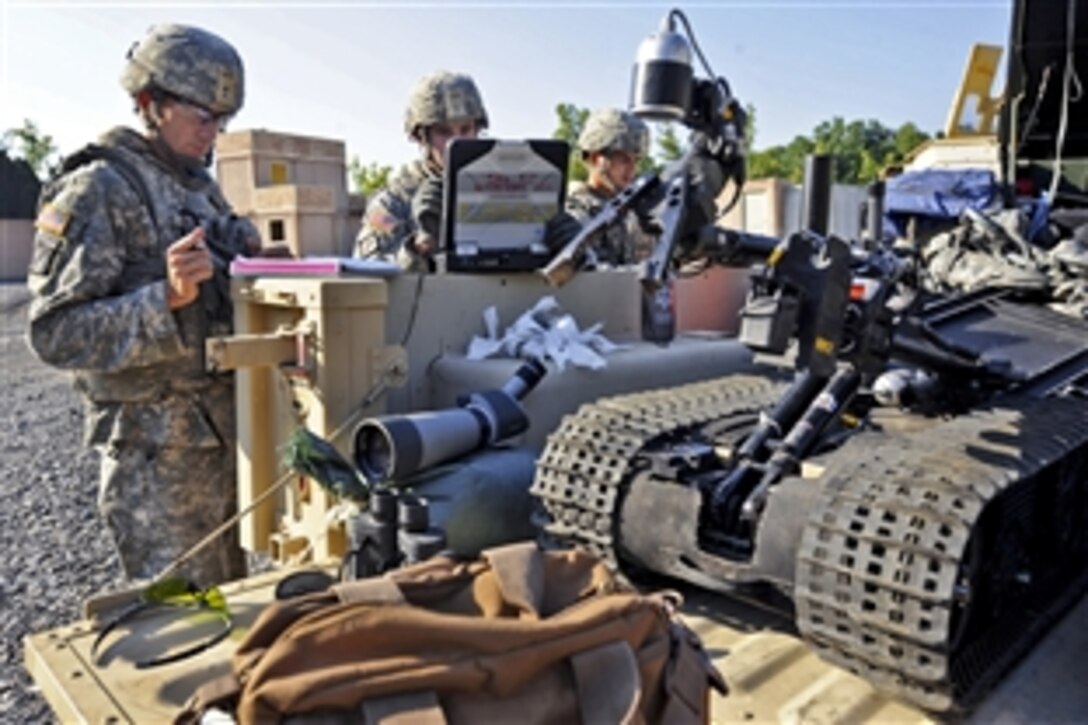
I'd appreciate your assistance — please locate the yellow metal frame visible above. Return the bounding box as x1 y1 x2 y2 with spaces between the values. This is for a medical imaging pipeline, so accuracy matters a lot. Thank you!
944 43 1004 138
229 277 399 563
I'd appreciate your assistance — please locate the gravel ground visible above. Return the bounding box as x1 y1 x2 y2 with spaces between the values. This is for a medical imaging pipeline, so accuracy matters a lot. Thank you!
0 283 125 722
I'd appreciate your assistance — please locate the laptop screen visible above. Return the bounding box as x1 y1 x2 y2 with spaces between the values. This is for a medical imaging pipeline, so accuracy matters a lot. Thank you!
442 139 569 272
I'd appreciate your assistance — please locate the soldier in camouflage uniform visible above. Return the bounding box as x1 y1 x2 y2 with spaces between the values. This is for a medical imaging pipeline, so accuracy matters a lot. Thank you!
566 108 656 266
26 24 258 585
354 71 489 272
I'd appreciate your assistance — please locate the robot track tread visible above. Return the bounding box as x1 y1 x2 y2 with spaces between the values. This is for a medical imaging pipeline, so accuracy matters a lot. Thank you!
532 375 1088 713
794 393 1088 711
532 373 786 567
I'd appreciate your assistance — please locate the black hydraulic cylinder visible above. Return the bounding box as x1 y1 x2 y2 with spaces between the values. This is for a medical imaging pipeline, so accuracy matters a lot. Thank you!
710 369 827 526
741 365 861 521
706 227 782 267
801 154 833 236
735 370 826 461
865 180 885 246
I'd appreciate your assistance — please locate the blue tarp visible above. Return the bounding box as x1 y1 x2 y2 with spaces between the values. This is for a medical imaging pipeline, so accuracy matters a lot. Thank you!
882 168 998 238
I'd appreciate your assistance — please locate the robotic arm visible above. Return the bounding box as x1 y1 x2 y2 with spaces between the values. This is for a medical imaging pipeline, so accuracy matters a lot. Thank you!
540 9 1024 541
541 8 748 291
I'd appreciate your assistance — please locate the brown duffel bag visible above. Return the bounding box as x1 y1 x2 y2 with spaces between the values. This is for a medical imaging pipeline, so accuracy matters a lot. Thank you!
178 542 724 724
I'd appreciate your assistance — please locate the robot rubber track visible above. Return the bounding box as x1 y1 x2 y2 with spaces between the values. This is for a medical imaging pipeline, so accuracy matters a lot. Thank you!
532 375 1088 712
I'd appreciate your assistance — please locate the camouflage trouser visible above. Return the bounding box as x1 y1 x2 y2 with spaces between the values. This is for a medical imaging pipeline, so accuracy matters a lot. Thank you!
98 442 247 586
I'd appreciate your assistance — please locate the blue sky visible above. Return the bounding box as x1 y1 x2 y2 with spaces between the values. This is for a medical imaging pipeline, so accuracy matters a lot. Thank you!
2 1 1012 172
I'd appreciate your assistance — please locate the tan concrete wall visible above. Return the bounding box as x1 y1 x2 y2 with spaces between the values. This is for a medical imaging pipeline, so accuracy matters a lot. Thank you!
250 210 338 258
217 129 347 215
717 178 790 236
252 185 335 213
905 136 1000 174
345 193 367 253
718 177 866 240
0 219 34 281
248 186 339 256
216 128 357 254
298 215 339 257
217 129 344 161
294 160 347 205
216 156 256 215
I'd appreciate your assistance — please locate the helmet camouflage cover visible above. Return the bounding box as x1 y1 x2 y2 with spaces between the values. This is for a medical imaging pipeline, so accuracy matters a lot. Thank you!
578 108 649 156
404 71 489 138
120 23 245 116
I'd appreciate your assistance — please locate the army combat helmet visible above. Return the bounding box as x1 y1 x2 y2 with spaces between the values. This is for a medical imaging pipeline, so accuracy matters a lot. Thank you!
404 71 489 140
120 24 245 117
578 108 650 157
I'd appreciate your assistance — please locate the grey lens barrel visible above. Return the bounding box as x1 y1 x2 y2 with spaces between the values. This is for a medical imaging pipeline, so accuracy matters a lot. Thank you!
354 409 486 482
500 357 546 399
353 359 548 482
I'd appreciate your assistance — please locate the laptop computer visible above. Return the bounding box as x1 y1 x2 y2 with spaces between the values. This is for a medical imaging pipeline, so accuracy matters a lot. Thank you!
441 138 570 272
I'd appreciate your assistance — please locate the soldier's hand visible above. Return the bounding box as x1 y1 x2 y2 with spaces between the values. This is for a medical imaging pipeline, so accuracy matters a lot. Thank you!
408 233 437 257
410 177 444 248
166 228 213 310
543 211 583 252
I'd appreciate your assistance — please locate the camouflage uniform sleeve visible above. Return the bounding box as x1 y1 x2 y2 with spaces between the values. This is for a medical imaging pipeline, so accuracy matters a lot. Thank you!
564 187 616 266
564 189 595 225
238 216 261 247
237 215 262 255
623 214 657 263
355 189 417 268
26 166 187 372
208 182 261 255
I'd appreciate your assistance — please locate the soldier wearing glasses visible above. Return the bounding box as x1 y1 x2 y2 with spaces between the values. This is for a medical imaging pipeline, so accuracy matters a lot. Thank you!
26 24 260 585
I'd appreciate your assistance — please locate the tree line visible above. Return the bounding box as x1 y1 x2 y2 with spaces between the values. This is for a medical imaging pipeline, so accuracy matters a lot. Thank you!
2 120 59 178
552 102 933 186
6 108 934 194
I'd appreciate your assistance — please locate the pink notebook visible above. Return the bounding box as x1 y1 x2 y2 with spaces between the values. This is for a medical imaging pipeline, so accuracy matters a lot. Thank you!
230 257 401 278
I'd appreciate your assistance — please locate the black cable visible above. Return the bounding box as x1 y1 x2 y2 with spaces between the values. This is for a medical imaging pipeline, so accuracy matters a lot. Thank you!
91 583 234 669
716 181 744 221
1048 0 1082 201
399 270 426 347
671 10 718 92
1017 64 1055 155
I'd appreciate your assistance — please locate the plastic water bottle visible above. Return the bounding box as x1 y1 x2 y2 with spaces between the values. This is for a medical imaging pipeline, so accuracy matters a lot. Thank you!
641 281 676 344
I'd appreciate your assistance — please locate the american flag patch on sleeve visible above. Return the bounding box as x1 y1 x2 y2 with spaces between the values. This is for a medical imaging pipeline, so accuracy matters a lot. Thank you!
35 203 71 237
366 207 398 235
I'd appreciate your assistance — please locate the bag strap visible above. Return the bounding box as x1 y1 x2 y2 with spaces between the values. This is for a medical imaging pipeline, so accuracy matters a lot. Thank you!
361 690 446 724
570 640 643 725
659 621 727 725
174 671 242 725
358 641 644 725
480 541 544 618
336 543 545 613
